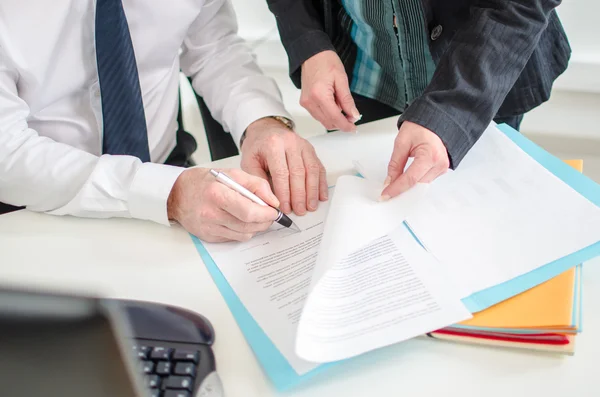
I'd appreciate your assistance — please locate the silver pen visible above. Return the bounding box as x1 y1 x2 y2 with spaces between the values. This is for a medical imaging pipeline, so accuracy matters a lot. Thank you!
209 169 300 231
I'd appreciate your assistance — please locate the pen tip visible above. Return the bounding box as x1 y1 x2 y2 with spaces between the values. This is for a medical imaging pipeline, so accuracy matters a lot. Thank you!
290 222 301 232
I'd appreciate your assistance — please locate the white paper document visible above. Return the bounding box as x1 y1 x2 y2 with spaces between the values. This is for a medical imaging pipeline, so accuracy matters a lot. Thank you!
355 123 600 300
296 226 471 362
308 176 429 290
202 177 471 374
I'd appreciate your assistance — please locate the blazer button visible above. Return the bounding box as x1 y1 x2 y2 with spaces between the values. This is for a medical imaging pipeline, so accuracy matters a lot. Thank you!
430 25 443 41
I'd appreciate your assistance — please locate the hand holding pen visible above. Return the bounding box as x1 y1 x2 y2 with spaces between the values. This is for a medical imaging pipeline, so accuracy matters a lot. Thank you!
167 168 297 243
210 169 300 231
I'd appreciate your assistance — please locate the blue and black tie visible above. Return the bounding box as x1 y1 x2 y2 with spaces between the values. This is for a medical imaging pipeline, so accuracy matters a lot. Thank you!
95 0 151 162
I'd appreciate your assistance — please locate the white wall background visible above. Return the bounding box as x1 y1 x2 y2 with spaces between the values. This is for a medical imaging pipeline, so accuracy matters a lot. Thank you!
228 0 600 144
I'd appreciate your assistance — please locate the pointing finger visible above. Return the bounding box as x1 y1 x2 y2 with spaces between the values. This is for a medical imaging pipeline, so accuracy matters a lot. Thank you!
385 133 411 188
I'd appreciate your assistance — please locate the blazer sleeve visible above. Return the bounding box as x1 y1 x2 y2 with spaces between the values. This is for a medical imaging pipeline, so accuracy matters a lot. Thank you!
266 0 335 87
399 0 562 168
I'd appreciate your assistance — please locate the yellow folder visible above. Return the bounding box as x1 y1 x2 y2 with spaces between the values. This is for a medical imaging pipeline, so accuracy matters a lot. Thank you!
457 160 583 331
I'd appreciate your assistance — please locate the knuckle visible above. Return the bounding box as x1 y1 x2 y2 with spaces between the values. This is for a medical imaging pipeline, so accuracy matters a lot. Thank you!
205 182 221 200
430 150 449 169
289 165 306 177
441 154 450 169
394 136 408 148
292 189 306 199
201 224 216 237
339 92 353 104
197 207 215 221
435 160 449 173
306 161 321 173
258 178 271 191
272 167 290 180
388 159 402 172
299 95 310 108
266 133 282 146
239 159 250 171
309 86 322 99
405 174 419 187
281 131 298 144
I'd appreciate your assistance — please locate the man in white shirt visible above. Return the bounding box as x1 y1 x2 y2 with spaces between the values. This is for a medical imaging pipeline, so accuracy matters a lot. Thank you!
0 0 328 242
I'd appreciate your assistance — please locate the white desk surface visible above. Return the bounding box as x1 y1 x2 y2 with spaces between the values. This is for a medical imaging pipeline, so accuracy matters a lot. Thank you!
1 117 598 397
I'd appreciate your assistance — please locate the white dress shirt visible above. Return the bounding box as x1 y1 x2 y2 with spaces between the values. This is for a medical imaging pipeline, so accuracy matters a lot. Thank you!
0 0 291 225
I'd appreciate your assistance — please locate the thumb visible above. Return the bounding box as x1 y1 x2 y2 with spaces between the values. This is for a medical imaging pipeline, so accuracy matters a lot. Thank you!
334 75 360 122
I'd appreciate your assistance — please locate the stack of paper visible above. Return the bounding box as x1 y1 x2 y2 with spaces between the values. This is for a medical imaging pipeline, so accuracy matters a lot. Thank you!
428 160 585 354
191 125 600 391
430 265 581 354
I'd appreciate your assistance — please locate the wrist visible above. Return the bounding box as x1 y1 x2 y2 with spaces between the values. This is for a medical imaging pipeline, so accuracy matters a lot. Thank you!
167 172 185 222
302 50 338 71
241 116 294 148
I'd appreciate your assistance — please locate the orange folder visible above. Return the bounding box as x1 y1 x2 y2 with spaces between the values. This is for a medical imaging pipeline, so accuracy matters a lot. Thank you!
457 160 582 331
427 160 584 354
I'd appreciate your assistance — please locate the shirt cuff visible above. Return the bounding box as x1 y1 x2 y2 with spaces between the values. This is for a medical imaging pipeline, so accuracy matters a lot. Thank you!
129 162 185 226
230 97 293 149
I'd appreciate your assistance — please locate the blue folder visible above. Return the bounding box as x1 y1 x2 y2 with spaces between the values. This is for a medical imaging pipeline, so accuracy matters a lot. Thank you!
191 124 600 391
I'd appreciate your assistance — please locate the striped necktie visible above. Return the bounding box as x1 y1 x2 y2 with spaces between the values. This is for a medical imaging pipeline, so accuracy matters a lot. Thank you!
95 0 151 162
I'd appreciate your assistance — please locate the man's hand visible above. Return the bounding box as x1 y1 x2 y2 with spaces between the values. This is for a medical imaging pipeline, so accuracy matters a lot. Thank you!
300 50 360 132
167 168 279 243
240 117 328 216
381 121 450 200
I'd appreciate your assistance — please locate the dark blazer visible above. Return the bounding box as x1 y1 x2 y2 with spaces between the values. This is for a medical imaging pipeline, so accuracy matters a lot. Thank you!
266 0 571 167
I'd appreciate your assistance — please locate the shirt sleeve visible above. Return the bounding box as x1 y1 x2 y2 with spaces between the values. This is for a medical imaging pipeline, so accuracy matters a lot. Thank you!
180 0 293 148
399 0 562 168
266 0 336 87
0 46 184 225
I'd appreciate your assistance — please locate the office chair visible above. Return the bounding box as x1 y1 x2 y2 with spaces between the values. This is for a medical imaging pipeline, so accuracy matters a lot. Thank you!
182 77 239 162
0 203 20 215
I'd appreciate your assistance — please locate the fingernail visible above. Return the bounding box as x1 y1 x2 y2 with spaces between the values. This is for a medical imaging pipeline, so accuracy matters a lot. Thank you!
282 203 291 214
309 199 318 210
383 176 391 188
352 112 361 122
379 194 391 202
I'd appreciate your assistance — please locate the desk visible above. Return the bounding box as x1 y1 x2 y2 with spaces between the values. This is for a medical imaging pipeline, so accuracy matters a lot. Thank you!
0 117 598 397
